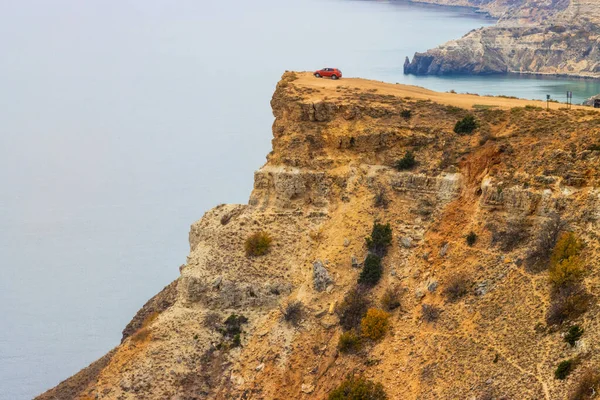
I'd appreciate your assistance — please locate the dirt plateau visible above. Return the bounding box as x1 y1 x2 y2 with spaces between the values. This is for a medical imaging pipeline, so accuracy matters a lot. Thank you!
38 72 600 399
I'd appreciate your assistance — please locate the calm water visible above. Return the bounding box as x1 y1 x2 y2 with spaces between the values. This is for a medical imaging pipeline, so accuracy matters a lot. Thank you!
1 1 599 399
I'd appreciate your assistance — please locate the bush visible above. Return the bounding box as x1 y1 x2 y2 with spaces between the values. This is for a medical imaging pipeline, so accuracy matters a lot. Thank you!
223 314 248 338
395 151 416 170
551 232 583 266
244 232 272 256
489 216 529 251
360 308 390 341
328 375 387 400
549 256 584 290
565 325 584 347
401 109 412 119
337 287 370 331
338 331 362 353
365 222 393 257
374 187 389 208
454 115 478 134
280 301 302 325
422 304 441 322
466 231 477 247
569 368 600 400
443 274 470 302
525 213 563 272
546 284 590 326
359 254 383 286
556 360 574 380
381 288 401 311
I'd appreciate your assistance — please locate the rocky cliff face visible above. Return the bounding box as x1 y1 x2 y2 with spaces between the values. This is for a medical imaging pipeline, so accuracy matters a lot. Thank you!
405 0 600 77
38 72 600 399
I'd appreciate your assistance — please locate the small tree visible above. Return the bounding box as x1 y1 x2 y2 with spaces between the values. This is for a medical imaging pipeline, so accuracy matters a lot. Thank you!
361 308 390 341
454 115 478 134
359 254 383 286
366 222 393 257
244 232 272 256
395 151 416 170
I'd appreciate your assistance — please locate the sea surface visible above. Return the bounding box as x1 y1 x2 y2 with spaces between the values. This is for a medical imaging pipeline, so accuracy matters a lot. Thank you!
1 0 599 399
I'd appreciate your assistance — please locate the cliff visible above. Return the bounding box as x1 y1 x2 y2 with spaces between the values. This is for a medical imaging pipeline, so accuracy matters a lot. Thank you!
405 0 600 77
38 72 600 400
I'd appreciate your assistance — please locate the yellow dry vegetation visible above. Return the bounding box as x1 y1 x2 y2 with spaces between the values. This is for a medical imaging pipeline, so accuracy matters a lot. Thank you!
360 308 390 341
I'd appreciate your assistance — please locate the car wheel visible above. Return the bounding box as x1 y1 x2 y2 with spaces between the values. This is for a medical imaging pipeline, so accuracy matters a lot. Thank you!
314 73 321 78
331 74 338 80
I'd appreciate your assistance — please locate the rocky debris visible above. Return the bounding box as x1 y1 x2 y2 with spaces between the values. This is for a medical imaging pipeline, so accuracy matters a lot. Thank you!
313 261 333 292
351 255 360 268
400 236 413 248
301 383 315 394
427 280 438 293
439 243 449 257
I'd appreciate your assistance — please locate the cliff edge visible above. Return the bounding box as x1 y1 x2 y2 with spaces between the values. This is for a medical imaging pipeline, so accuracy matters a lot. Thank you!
38 72 600 399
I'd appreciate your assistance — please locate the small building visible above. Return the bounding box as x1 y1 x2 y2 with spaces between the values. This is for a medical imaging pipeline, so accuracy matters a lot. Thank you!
595 99 600 108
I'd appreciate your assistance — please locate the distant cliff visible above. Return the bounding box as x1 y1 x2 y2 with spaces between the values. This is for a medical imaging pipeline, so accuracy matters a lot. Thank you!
405 0 600 78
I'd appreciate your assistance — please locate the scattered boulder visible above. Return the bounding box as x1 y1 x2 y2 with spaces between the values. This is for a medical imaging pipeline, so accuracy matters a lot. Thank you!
313 261 333 292
400 236 413 248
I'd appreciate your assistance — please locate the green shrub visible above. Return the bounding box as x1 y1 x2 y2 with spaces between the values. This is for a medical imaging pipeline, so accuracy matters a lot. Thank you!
395 151 416 170
328 375 387 400
244 231 272 256
454 115 478 134
361 308 390 341
381 288 401 311
401 109 412 119
466 231 477 246
338 331 362 353
565 325 584 347
337 287 370 331
365 222 393 257
588 144 600 152
359 254 383 286
555 360 574 380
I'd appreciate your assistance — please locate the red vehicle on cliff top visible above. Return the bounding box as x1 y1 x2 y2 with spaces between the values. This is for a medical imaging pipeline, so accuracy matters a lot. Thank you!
314 68 342 80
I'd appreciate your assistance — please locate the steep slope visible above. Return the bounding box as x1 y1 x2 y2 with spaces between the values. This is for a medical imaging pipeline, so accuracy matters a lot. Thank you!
405 0 600 78
38 72 600 400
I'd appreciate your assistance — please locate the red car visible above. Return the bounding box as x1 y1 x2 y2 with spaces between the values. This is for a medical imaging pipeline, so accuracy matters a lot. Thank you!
314 68 342 80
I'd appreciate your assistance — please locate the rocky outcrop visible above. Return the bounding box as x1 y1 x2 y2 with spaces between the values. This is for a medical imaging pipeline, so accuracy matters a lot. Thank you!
37 73 600 400
405 0 600 78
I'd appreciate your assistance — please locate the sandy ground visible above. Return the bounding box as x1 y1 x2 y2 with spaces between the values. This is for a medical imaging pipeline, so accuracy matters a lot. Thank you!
293 72 597 112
